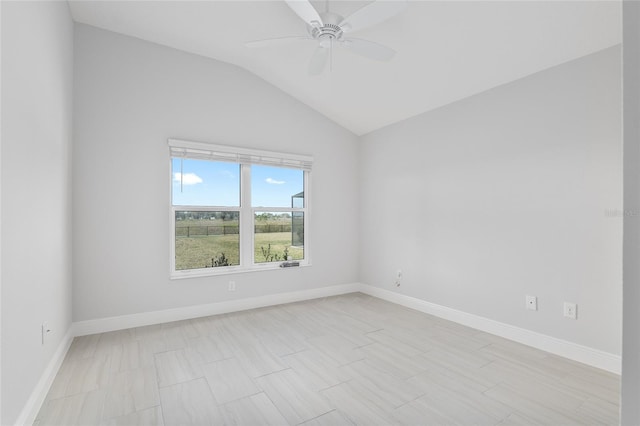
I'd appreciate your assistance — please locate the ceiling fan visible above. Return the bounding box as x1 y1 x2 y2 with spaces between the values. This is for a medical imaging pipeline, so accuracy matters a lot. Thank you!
246 0 407 75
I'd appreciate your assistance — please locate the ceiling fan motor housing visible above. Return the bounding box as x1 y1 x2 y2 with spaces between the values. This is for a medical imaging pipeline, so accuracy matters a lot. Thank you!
307 12 345 47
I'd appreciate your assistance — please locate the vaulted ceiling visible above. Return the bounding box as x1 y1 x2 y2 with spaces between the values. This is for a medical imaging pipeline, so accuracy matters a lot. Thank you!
68 0 621 135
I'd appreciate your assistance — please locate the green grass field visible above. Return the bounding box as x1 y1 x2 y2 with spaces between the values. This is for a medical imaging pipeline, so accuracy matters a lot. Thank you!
175 214 303 270
175 232 303 270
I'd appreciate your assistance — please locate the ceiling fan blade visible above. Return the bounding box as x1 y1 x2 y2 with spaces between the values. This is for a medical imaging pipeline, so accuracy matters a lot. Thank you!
308 46 329 75
245 36 313 48
341 37 396 61
285 0 323 26
339 0 407 33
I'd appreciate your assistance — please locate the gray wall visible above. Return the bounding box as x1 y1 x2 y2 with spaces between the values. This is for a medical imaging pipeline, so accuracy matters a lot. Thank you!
359 46 622 355
2 9 626 421
622 1 640 423
72 25 360 322
1 2 74 424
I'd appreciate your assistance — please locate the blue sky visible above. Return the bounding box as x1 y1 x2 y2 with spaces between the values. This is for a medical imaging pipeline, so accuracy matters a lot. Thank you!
172 158 303 207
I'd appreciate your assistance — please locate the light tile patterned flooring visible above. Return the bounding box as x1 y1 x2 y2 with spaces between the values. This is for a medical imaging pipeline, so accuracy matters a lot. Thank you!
35 293 620 425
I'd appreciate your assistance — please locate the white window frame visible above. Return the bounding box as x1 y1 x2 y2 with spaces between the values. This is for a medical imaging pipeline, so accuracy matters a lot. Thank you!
169 138 312 279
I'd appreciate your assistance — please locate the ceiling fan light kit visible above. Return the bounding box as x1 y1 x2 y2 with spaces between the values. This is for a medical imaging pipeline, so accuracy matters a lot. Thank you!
246 0 407 75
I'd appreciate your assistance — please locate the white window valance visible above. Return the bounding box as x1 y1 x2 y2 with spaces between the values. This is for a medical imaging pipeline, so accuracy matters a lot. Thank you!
168 138 313 171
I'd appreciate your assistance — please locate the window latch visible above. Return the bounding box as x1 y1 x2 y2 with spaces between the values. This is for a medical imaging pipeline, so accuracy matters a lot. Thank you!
279 261 300 268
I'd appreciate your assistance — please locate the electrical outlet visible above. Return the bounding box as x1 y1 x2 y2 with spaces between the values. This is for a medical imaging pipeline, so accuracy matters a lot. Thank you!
564 302 577 319
526 295 537 311
228 281 236 292
41 322 51 345
395 269 402 287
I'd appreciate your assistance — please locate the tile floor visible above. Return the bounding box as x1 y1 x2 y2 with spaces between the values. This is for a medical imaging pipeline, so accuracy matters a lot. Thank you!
34 293 620 425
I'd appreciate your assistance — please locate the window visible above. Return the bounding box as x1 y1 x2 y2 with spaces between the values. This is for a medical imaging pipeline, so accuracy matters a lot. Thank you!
169 139 312 278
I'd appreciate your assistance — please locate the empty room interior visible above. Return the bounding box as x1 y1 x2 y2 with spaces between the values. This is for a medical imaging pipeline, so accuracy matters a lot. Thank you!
2 0 640 425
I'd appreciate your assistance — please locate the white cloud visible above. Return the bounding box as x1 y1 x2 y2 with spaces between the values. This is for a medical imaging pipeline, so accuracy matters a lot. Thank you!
174 172 203 185
266 177 285 185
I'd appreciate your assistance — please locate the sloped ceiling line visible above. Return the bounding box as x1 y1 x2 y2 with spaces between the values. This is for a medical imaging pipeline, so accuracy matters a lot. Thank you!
68 0 621 135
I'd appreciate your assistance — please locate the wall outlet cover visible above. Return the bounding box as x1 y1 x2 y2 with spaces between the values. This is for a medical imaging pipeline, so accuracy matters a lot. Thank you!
526 295 537 311
564 302 577 319
41 322 51 345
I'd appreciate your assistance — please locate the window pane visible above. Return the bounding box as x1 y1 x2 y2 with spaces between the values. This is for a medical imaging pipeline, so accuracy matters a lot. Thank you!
251 165 303 208
175 211 239 270
254 212 304 263
172 158 239 207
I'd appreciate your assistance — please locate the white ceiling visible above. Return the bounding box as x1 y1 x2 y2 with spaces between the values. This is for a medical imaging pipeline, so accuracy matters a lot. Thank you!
68 0 621 135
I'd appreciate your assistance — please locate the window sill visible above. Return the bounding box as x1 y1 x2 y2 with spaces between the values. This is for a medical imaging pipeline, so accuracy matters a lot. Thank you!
170 261 312 280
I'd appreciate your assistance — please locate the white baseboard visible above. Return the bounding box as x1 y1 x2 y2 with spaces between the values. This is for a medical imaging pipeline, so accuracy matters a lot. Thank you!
14 326 74 426
72 282 621 373
19 282 620 426
16 283 360 425
17 281 621 426
360 285 621 374
73 282 362 336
